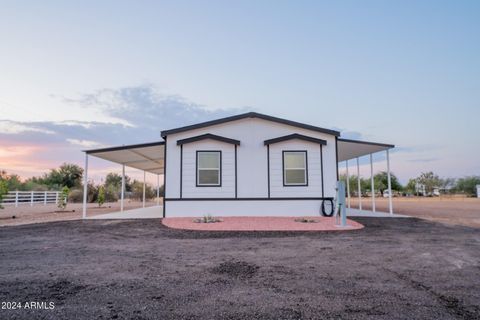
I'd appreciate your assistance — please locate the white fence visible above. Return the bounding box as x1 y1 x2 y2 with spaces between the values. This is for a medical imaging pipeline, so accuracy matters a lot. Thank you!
1 191 62 207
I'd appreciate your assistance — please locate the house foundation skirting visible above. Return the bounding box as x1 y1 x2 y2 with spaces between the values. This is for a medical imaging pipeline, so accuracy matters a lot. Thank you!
164 199 332 217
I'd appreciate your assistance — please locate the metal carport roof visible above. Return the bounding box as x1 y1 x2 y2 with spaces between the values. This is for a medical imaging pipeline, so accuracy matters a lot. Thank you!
84 141 165 175
337 138 394 162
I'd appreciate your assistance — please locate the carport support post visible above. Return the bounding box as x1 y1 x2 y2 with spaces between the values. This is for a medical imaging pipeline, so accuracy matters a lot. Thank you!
370 153 376 213
121 164 125 212
82 153 88 219
142 170 146 208
156 174 160 206
386 149 393 214
346 160 351 208
357 157 362 210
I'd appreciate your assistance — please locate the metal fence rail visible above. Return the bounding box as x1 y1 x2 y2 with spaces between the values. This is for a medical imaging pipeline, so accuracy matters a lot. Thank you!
1 191 62 207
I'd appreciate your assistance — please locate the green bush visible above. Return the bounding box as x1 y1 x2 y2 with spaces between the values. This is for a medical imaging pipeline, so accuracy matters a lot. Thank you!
0 180 8 209
58 186 69 211
97 186 105 207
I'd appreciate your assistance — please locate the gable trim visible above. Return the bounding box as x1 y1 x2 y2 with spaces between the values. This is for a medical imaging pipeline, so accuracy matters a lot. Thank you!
162 112 340 137
176 133 240 146
264 133 327 146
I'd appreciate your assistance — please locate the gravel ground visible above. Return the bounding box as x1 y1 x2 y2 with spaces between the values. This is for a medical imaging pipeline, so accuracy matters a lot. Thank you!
0 217 479 320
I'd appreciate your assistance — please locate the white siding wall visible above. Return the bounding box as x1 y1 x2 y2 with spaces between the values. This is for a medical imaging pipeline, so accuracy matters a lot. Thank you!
164 117 338 216
269 140 323 198
181 140 235 198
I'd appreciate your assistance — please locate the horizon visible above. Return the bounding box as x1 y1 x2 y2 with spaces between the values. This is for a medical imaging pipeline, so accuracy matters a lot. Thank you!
1 1 479 185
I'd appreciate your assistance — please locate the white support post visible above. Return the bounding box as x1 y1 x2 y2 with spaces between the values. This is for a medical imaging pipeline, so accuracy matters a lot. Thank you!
44 191 47 205
370 153 376 213
143 171 146 208
346 160 351 209
82 153 89 219
121 165 125 212
30 191 34 206
156 174 160 206
15 191 19 207
55 192 59 205
357 157 362 211
386 149 393 214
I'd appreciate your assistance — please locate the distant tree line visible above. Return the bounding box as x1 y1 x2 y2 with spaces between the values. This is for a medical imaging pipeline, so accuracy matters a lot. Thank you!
0 164 478 208
338 171 480 197
0 163 164 207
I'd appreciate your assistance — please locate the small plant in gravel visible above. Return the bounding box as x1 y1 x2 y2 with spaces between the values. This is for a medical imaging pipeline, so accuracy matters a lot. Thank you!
193 214 222 223
294 217 318 223
58 186 69 211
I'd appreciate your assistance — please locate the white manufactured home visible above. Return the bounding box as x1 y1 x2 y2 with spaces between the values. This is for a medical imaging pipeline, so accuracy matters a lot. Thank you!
83 112 395 218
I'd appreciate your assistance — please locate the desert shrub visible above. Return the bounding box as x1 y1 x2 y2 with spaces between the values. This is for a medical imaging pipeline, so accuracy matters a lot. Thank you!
455 176 480 196
193 214 222 223
131 180 156 200
67 184 98 203
294 218 318 223
23 181 50 191
58 186 69 210
97 186 105 207
0 180 8 209
105 184 118 202
68 188 83 203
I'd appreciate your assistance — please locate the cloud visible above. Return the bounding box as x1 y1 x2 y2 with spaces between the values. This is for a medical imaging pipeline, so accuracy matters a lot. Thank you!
407 158 439 163
0 120 55 135
1 84 250 178
66 139 105 148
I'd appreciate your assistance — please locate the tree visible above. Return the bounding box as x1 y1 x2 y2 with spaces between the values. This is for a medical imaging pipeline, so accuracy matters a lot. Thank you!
105 173 132 194
131 180 155 201
0 180 8 209
56 163 84 188
374 171 402 195
97 185 105 207
455 176 480 196
416 172 442 195
23 163 83 190
58 186 70 211
404 179 417 194
339 174 361 196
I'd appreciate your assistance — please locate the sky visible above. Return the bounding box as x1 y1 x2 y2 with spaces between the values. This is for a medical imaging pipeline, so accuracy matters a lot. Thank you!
0 0 479 185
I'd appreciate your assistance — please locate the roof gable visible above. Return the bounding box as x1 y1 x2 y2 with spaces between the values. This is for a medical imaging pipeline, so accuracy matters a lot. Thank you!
264 133 327 146
161 112 340 137
176 133 240 146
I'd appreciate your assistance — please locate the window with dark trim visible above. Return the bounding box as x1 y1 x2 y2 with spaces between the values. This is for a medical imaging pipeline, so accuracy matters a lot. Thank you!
283 151 308 186
196 151 221 186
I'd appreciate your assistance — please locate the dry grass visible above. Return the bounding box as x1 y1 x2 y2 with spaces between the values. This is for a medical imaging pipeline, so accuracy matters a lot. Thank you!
350 196 480 228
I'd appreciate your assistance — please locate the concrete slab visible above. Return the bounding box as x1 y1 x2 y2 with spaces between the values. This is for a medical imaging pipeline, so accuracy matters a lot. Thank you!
347 208 410 218
87 206 163 219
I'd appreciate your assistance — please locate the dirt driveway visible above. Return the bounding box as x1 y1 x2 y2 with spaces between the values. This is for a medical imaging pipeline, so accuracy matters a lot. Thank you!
0 218 479 319
0 201 158 227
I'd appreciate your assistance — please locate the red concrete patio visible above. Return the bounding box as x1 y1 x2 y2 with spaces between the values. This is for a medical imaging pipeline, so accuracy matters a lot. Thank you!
162 216 364 231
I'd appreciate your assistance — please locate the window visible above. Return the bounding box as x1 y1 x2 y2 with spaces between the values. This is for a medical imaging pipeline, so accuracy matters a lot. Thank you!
283 151 307 186
197 151 221 186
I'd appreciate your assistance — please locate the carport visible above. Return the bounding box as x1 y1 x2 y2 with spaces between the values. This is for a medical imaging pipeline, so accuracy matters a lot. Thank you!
82 141 165 219
337 138 395 214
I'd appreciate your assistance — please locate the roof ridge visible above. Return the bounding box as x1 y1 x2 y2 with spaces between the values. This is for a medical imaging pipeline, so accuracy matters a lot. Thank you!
161 112 340 137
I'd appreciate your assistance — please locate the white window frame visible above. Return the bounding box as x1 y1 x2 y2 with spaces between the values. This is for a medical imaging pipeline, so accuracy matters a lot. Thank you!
196 151 221 187
283 151 308 186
